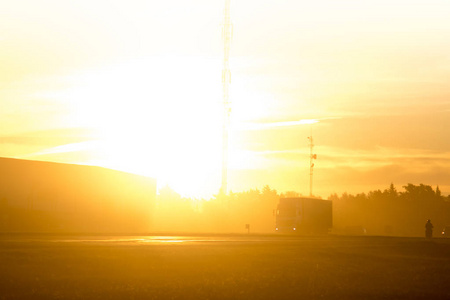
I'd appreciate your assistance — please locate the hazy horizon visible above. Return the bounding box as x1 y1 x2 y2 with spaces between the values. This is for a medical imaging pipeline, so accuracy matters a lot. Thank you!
1 0 449 198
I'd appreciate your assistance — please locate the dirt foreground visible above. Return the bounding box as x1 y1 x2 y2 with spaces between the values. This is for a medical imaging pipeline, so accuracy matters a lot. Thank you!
1 234 450 299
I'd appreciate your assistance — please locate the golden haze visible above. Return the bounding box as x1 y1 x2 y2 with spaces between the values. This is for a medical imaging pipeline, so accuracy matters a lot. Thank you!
1 0 449 198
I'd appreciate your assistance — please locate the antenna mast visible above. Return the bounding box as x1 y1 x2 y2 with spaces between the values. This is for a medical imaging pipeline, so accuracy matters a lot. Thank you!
220 0 232 195
308 129 317 197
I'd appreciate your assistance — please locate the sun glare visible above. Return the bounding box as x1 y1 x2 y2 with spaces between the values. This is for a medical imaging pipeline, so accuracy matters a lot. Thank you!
60 56 230 197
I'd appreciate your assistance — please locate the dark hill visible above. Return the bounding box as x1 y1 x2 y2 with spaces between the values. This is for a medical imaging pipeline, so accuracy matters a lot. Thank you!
0 157 156 233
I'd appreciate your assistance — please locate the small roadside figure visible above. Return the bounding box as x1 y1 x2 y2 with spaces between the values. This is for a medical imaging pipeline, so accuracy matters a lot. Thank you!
425 219 433 239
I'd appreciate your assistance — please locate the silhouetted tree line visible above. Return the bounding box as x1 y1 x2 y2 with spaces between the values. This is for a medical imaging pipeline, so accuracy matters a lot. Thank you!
154 183 449 236
330 183 450 237
3 177 447 236
153 185 302 233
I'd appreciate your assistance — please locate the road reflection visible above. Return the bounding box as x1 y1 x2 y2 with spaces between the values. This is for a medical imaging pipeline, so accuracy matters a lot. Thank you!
1 234 287 244
51 235 234 244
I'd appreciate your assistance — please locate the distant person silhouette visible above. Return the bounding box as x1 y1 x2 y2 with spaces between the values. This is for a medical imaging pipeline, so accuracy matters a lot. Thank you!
425 219 433 239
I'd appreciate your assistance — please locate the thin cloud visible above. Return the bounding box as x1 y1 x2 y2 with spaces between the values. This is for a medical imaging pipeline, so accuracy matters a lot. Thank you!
234 117 343 131
0 128 95 147
236 119 318 131
23 141 99 158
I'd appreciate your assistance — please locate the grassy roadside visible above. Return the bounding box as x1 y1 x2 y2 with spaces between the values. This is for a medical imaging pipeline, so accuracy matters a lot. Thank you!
1 235 449 299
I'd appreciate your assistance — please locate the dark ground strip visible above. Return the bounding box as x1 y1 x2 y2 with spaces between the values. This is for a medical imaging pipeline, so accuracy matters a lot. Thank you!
1 235 450 299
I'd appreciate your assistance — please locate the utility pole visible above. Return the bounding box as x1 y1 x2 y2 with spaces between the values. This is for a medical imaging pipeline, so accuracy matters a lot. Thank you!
220 0 232 195
308 128 317 197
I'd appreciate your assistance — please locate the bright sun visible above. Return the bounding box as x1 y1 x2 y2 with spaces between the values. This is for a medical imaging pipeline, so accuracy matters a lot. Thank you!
64 56 228 197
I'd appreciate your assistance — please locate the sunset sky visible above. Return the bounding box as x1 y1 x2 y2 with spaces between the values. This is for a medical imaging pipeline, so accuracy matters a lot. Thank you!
1 0 449 198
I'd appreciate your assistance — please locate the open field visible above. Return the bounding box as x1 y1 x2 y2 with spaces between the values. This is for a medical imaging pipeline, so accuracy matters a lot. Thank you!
1 234 450 299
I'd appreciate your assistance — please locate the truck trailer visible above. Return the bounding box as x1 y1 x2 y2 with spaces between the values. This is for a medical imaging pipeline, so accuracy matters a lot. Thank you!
275 197 332 234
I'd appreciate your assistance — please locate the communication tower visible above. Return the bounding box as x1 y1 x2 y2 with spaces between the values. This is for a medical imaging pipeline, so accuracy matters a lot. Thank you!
220 0 232 195
308 131 317 197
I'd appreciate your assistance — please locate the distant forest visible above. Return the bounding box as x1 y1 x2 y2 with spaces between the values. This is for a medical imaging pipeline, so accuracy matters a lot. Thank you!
154 183 450 236
153 185 281 233
330 183 450 237
2 158 447 236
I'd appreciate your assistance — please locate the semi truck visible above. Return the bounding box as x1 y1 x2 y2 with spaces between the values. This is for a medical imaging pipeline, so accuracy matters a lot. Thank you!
275 197 332 234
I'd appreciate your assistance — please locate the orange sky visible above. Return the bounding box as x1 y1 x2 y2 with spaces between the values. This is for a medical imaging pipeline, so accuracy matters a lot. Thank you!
1 0 449 198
